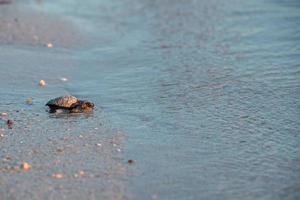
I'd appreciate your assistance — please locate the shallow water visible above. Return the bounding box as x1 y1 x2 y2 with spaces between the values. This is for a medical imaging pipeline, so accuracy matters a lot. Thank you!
0 0 300 199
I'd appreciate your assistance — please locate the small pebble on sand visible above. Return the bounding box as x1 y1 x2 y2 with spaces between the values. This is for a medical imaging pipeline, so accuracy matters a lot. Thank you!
60 77 68 82
26 98 33 105
39 80 46 87
7 119 13 129
21 162 32 171
79 171 85 176
128 159 134 164
56 148 64 154
75 171 85 178
1 112 8 117
46 43 53 48
4 156 12 161
52 173 64 179
0 129 4 135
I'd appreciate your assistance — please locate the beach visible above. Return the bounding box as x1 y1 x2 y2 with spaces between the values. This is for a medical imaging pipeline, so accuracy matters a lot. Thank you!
0 0 299 199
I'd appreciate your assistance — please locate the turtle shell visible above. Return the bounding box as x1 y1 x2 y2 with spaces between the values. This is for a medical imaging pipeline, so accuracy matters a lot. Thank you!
46 96 79 109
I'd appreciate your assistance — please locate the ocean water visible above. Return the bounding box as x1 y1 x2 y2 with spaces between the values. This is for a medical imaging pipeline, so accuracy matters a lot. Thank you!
1 0 300 199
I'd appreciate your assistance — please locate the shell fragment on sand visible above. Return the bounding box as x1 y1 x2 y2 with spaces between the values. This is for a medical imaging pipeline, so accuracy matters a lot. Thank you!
20 162 32 171
46 43 53 48
39 80 46 87
52 173 64 179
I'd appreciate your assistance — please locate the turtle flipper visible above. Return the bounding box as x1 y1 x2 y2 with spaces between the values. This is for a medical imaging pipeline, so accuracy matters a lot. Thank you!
70 100 82 109
49 108 56 113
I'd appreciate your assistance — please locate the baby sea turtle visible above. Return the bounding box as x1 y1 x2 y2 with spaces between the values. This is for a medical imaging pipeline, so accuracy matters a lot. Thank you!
46 96 94 113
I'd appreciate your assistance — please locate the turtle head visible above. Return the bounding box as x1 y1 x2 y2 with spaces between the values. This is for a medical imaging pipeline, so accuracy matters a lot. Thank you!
79 101 94 112
70 100 94 113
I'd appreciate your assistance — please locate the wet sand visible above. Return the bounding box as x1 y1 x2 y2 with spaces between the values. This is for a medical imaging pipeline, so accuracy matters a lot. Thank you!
0 113 128 199
0 1 129 200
